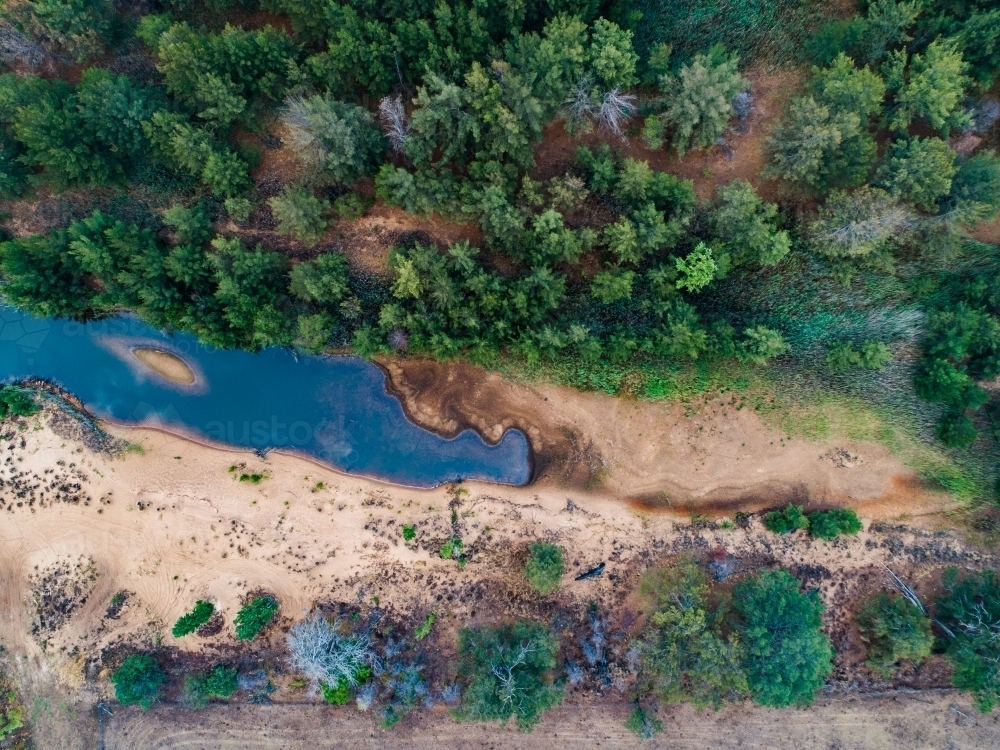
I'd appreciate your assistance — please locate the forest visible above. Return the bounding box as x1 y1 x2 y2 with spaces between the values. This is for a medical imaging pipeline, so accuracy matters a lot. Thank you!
0 3 999 472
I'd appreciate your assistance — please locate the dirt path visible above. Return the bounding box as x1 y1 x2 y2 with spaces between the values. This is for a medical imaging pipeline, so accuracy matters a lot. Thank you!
102 692 997 750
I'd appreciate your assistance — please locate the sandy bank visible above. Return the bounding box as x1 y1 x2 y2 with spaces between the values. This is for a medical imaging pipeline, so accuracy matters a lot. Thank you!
132 348 196 385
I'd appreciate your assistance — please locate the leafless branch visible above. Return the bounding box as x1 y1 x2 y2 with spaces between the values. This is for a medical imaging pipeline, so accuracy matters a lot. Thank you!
379 95 410 153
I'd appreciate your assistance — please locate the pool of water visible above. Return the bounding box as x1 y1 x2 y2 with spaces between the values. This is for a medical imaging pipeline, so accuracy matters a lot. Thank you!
0 306 531 488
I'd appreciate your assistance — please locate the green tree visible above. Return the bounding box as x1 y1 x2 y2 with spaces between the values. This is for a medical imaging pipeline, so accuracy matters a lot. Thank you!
738 326 789 364
945 151 1000 224
638 561 748 708
144 111 250 197
2 0 112 61
269 184 330 247
766 96 875 191
111 654 165 709
172 601 215 638
888 38 971 134
826 340 893 371
289 253 349 305
455 620 562 731
523 543 563 595
283 96 386 186
856 591 932 678
234 596 279 641
875 137 958 211
0 386 39 419
732 570 834 708
163 203 214 247
810 53 886 122
708 179 790 267
937 568 1000 711
809 187 911 259
674 243 716 293
660 46 747 157
591 269 635 303
504 14 588 115
588 18 638 90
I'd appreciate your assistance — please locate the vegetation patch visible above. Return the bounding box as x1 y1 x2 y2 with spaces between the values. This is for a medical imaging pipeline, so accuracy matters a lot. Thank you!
524 542 564 595
172 600 215 638
234 596 279 641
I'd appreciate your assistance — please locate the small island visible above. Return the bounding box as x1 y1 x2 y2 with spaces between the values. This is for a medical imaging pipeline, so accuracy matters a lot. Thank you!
132 348 196 385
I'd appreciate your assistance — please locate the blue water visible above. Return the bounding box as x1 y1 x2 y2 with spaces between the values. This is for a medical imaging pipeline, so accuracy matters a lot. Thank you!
0 306 530 488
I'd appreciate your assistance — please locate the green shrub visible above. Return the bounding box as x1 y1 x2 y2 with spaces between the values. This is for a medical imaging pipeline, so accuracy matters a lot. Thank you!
732 570 833 708
440 538 463 560
234 596 279 641
855 591 932 678
937 568 1000 711
172 600 215 638
269 184 330 247
111 654 165 709
402 524 417 542
624 705 663 738
320 679 350 705
807 508 862 541
183 665 238 708
415 612 436 640
523 543 564 595
937 411 978 450
763 504 809 534
455 620 562 731
0 386 39 419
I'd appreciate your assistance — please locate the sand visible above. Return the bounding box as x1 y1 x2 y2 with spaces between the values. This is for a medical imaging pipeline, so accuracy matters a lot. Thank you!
131 349 196 385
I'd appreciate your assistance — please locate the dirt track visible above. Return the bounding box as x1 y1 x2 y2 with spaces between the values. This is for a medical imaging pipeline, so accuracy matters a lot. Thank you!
102 692 999 749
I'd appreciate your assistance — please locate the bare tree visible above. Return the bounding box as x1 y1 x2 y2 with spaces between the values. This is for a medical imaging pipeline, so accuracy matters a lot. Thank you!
286 615 382 691
379 95 410 153
561 77 598 136
596 89 636 141
0 23 51 71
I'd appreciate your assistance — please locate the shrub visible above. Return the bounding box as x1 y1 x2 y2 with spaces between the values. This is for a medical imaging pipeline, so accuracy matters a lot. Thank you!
807 508 862 541
402 524 417 542
524 543 564 595
0 386 39 419
414 612 436 641
183 665 238 708
234 596 278 641
826 340 893 371
624 705 663 738
440 538 463 560
172 600 215 638
455 620 562 731
936 568 1000 711
111 653 165 709
937 411 978 450
856 591 932 678
732 570 834 707
763 504 809 534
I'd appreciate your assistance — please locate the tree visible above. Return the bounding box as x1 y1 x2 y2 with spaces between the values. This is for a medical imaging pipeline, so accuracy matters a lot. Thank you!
591 269 634 303
856 591 933 678
282 96 386 186
861 0 921 62
269 184 330 247
287 615 380 695
810 53 886 122
173 600 215 638
638 560 748 709
289 253 349 305
889 38 971 134
0 386 39 419
809 187 911 259
738 326 789 364
826 340 893 371
523 543 563 595
588 18 638 91
0 230 96 318
945 151 1000 224
708 180 790 267
660 46 747 157
875 137 957 211
455 620 562 731
807 508 862 540
767 96 875 190
936 568 1000 711
144 111 250 197
234 596 278 640
1 0 112 61
163 203 214 247
674 243 716 293
111 654 165 709
732 570 834 708
505 14 588 116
